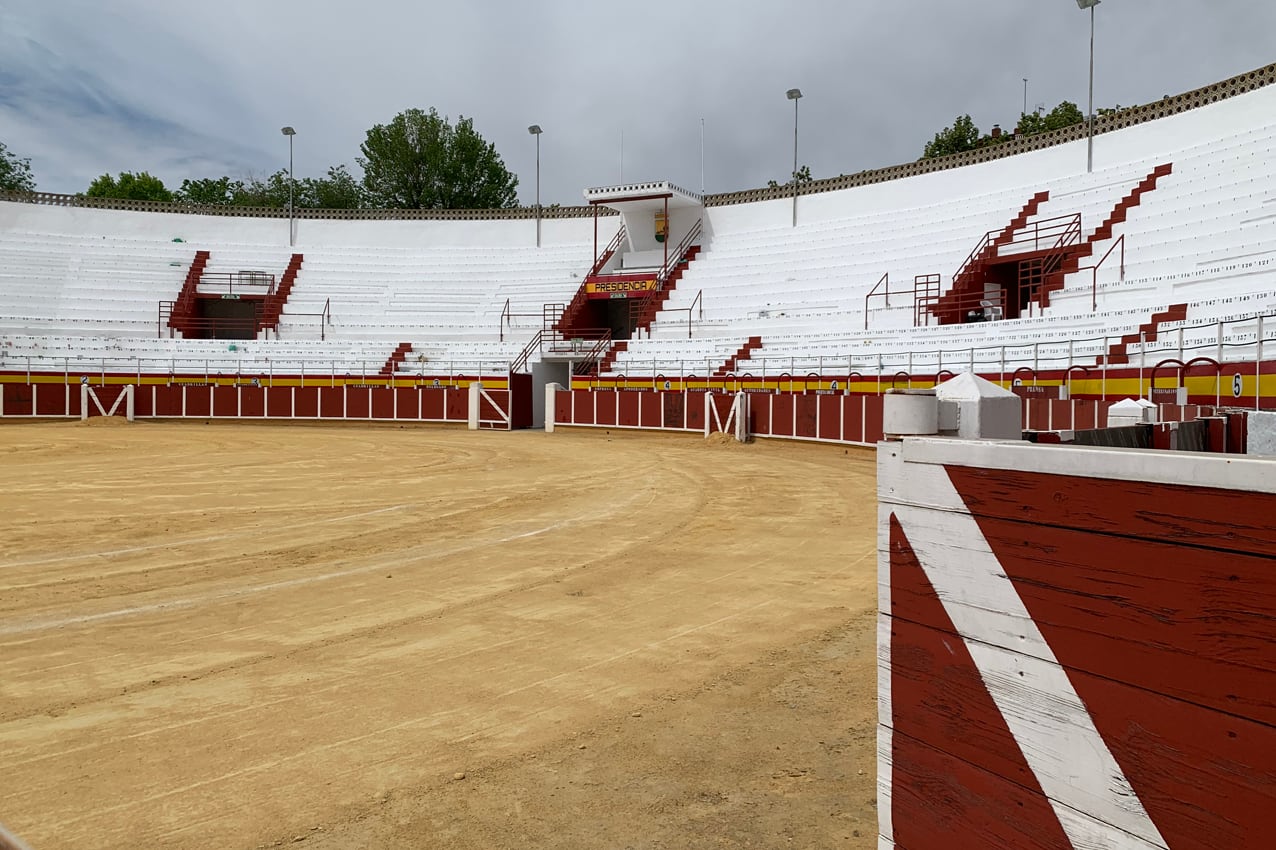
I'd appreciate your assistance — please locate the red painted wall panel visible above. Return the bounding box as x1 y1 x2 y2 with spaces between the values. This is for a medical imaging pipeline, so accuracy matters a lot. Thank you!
369 388 394 419
571 390 594 425
3 384 34 415
863 395 884 443
36 384 71 416
319 387 344 418
345 387 371 419
618 391 640 427
240 386 266 418
555 390 572 424
418 388 443 420
794 394 819 439
769 393 794 437
684 393 705 431
747 393 771 437
266 387 292 418
212 386 238 417
393 388 418 420
664 392 686 429
442 388 464 421
185 386 212 417
294 386 319 418
595 390 617 426
842 396 864 443
816 395 840 441
639 392 662 428
508 373 533 429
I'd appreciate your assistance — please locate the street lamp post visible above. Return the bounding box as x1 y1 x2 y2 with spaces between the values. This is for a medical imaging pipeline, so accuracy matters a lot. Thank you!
528 125 542 247
280 126 296 246
1076 0 1100 173
786 88 802 227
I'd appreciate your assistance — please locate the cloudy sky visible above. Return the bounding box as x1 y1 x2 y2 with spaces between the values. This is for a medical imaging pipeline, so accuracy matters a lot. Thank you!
1 0 1272 205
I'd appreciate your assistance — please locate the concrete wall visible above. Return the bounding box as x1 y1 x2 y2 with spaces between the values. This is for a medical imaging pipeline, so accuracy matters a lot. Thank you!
878 437 1276 849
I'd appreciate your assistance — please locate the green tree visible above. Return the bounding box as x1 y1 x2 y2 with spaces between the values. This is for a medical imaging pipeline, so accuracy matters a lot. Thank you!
85 171 172 201
1015 101 1085 136
174 176 239 205
0 141 36 192
358 108 518 209
302 165 365 209
767 164 812 189
229 170 293 208
923 115 981 159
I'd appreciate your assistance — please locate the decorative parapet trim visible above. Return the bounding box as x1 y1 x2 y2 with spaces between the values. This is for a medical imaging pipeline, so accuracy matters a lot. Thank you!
0 192 611 220
2 63 1271 220
584 180 704 205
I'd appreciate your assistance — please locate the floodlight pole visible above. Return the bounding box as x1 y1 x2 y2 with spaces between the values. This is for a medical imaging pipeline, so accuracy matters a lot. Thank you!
1085 2 1097 173
787 88 803 227
529 125 543 247
281 126 296 246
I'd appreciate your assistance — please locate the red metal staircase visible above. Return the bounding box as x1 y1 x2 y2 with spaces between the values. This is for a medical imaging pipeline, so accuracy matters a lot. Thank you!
713 336 763 377
379 342 414 377
557 226 626 333
596 340 627 374
1096 303 1188 366
630 243 702 334
166 250 210 336
926 192 1049 324
259 253 304 334
1040 163 1172 308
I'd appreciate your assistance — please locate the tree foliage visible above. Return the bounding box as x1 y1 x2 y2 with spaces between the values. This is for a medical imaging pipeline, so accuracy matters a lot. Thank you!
1015 101 1085 135
923 115 981 159
922 101 1093 159
86 171 172 201
173 166 365 209
767 164 812 189
358 108 518 209
1 141 36 192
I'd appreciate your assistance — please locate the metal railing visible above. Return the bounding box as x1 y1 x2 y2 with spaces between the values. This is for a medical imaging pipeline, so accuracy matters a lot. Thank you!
196 271 277 296
588 225 628 278
658 289 704 338
864 273 891 329
1080 234 1126 312
498 297 544 342
579 308 1276 405
626 219 703 336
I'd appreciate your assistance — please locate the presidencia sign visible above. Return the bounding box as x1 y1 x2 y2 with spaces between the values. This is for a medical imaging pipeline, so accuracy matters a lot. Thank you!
585 277 658 299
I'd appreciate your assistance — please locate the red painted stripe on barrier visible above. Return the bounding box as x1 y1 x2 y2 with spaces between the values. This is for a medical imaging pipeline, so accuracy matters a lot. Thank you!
970 517 1276 725
889 516 1071 850
944 466 1276 558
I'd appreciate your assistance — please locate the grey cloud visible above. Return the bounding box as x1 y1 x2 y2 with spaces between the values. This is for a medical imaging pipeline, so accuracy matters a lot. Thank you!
2 0 1273 203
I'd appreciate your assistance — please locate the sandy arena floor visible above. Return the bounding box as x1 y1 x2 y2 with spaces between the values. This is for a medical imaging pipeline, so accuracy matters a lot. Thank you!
0 420 878 850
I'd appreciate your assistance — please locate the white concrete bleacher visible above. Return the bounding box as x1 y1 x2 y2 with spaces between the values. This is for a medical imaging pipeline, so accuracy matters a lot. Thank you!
2 69 1274 385
605 77 1276 379
0 230 192 335
0 334 400 380
0 203 602 377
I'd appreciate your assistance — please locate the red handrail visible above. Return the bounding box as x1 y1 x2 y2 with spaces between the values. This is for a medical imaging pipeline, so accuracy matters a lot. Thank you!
864 272 890 330
588 225 627 278
1079 234 1126 312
